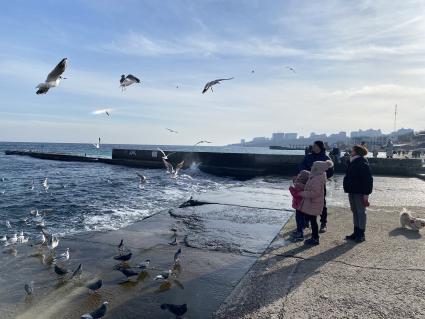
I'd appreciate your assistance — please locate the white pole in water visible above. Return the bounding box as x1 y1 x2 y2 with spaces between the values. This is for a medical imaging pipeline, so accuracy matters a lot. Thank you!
394 104 397 136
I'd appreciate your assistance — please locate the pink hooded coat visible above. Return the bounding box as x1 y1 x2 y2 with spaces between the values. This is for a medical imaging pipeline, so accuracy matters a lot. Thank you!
299 160 333 216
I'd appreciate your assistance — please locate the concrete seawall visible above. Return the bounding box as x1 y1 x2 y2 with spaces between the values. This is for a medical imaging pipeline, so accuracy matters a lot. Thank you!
4 149 424 178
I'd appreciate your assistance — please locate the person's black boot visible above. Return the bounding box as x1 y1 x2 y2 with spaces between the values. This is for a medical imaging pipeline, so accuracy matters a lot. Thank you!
355 229 365 243
319 223 327 233
345 227 358 241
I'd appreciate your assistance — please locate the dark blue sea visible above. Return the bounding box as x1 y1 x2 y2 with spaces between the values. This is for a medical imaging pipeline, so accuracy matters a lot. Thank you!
1 142 424 239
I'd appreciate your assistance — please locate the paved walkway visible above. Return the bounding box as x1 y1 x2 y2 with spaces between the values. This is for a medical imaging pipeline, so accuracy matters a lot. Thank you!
214 205 425 319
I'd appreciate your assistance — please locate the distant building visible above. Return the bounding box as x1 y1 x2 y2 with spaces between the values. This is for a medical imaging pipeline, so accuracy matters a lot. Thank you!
240 139 246 145
350 129 383 138
271 133 285 143
285 133 298 140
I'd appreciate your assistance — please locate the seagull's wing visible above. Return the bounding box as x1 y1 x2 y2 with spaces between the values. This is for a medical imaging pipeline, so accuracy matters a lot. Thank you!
46 58 67 82
162 159 174 174
157 147 167 158
202 81 212 94
175 161 185 174
216 77 234 82
126 74 141 83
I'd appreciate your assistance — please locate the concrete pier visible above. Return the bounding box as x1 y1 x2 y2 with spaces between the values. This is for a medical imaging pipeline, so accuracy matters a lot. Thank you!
4 149 424 178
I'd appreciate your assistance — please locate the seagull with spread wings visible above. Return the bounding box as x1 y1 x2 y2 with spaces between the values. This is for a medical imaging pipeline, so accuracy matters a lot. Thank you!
36 58 68 94
286 66 296 73
202 77 234 94
194 140 212 146
157 147 176 160
92 109 112 117
163 159 185 179
166 128 178 134
120 74 141 91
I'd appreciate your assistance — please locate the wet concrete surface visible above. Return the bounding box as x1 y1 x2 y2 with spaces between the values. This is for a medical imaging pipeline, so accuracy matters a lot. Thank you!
0 186 291 318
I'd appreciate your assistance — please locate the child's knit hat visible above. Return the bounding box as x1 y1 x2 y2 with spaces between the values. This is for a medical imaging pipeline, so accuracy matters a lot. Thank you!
296 170 311 184
311 160 333 175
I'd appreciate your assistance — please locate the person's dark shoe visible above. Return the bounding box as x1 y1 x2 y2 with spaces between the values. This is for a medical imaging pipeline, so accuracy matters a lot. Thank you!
345 227 358 241
319 224 327 233
304 238 319 246
291 231 304 242
355 229 365 243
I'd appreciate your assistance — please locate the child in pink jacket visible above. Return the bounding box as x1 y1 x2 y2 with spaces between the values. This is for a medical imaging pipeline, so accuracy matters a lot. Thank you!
289 170 311 241
299 160 333 245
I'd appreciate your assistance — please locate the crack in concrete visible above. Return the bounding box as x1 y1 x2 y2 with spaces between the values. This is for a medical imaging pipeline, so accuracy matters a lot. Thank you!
275 253 425 272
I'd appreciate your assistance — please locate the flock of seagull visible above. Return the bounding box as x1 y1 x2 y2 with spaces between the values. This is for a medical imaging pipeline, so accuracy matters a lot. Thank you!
8 57 298 318
2 210 187 318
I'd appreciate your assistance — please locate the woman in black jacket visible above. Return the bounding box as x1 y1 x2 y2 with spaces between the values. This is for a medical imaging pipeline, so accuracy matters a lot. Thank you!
343 145 373 242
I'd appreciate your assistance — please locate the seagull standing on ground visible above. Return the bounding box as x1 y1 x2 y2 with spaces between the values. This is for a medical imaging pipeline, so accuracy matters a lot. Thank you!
202 77 234 94
154 269 172 281
70 264 83 279
81 301 108 319
86 279 103 293
24 281 34 295
174 248 182 263
120 74 141 91
48 235 59 250
36 58 68 94
53 248 69 263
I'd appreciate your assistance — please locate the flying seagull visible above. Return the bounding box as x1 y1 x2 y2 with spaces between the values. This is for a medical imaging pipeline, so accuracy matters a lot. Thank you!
120 74 141 91
81 301 108 319
202 77 234 94
160 303 188 318
194 140 212 146
36 58 68 94
136 172 147 184
92 109 112 117
162 159 184 178
93 137 101 149
86 279 103 293
286 66 296 73
166 128 179 134
42 178 49 191
157 147 176 160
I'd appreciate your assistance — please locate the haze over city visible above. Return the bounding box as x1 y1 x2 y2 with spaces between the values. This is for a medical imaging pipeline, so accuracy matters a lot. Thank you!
1 0 425 145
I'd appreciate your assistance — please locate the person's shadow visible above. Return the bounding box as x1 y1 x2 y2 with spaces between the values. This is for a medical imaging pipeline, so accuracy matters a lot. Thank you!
389 227 422 239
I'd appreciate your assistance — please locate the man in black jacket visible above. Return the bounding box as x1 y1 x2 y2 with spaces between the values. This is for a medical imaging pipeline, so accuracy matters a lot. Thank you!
343 145 373 242
299 140 334 233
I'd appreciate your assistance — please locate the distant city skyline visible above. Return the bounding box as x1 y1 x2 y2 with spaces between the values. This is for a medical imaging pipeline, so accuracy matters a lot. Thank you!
1 1 425 145
236 127 416 147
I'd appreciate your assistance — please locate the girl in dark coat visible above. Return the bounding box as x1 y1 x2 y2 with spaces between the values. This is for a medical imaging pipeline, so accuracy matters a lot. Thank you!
343 145 373 242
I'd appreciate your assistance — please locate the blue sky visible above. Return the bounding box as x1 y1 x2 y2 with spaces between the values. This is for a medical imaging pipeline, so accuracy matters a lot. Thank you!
1 0 424 145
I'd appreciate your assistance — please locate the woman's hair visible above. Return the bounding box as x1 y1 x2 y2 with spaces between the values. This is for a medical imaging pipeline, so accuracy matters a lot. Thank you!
352 145 368 157
313 140 325 153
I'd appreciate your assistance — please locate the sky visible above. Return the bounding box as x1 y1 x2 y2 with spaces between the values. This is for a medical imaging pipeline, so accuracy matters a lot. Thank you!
0 0 425 145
